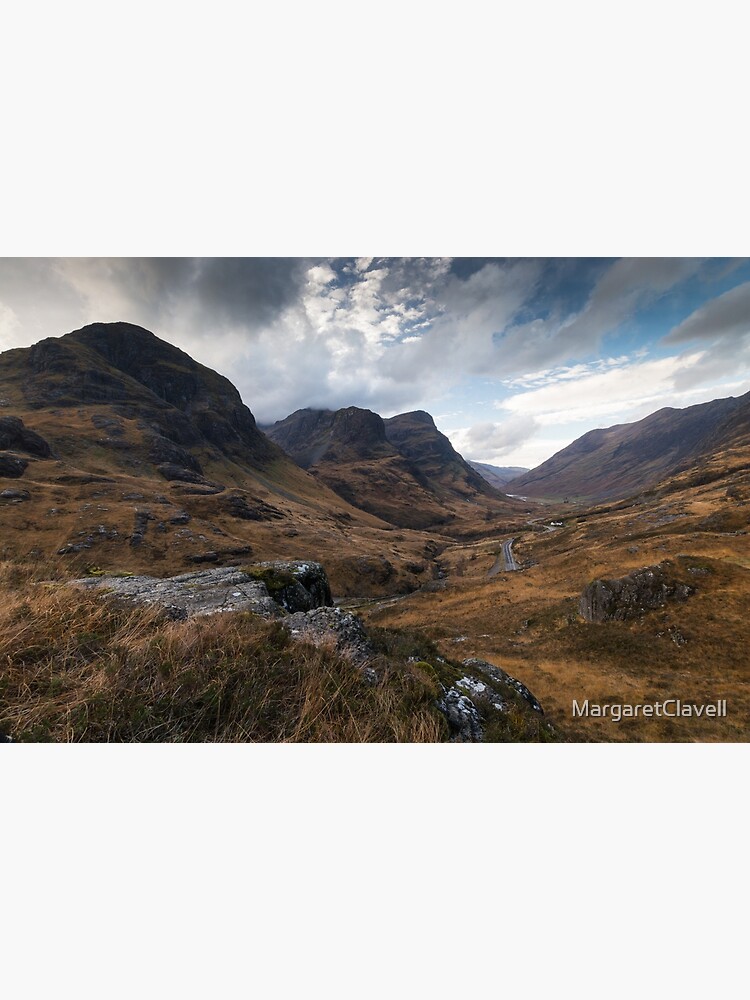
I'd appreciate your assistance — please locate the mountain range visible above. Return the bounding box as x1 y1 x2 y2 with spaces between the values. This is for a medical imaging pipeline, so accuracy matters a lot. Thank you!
506 391 750 501
263 406 510 529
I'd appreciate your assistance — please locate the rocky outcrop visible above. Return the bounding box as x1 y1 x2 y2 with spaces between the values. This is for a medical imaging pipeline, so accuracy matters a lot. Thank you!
461 657 544 713
156 463 215 485
0 454 28 478
579 562 695 622
0 416 53 457
148 434 203 473
74 561 334 621
247 561 333 612
0 488 30 502
75 566 285 619
437 688 484 742
285 606 374 663
222 494 285 521
130 510 155 547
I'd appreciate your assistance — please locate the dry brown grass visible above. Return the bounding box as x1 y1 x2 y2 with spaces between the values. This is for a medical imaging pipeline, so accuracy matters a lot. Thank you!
0 562 446 743
359 478 750 742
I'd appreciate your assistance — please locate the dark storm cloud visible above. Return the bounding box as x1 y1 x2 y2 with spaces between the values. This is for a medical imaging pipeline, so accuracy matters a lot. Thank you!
187 258 309 330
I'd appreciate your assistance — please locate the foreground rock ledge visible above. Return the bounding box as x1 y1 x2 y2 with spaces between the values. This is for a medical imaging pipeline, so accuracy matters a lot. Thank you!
72 563 547 741
74 562 333 620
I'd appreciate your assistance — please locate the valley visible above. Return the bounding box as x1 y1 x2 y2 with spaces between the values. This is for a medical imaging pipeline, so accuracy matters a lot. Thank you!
1 322 749 742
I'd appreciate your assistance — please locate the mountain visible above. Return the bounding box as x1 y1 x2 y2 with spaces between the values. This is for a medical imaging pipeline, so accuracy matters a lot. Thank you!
0 323 433 591
383 411 497 498
507 390 750 501
264 406 515 529
469 461 530 490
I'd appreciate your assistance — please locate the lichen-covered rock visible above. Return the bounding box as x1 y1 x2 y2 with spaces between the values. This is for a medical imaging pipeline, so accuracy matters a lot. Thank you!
74 566 284 619
579 562 695 622
284 606 373 662
437 688 484 742
461 657 544 714
0 488 30 502
74 560 335 621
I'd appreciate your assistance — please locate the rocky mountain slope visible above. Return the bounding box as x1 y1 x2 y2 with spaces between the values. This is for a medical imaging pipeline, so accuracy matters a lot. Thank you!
264 406 519 530
0 323 442 593
0 323 529 597
507 390 750 501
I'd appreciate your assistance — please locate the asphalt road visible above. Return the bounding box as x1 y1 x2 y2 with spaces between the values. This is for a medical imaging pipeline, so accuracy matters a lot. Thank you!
488 538 518 576
502 538 519 571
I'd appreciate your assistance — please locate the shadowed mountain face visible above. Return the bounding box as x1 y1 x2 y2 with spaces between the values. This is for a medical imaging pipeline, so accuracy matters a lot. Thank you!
265 406 511 529
383 411 497 498
12 322 278 468
508 391 750 501
263 406 394 469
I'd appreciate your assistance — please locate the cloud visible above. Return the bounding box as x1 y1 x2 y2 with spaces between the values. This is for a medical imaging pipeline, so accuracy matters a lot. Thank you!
568 258 704 331
496 350 750 426
665 280 750 344
450 415 540 462
0 257 747 434
501 355 636 390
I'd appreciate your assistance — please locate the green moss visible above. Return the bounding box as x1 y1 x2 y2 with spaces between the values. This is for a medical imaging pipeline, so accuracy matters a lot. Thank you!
245 566 297 593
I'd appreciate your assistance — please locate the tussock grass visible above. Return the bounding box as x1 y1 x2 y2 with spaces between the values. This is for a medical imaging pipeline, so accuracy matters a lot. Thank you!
0 562 445 743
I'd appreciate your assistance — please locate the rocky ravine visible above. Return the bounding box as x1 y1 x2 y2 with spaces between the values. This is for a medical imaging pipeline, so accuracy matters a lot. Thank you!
74 560 548 742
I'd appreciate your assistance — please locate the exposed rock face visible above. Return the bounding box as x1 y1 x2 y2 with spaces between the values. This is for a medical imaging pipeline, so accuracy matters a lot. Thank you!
130 509 154 547
579 562 695 622
461 658 544 713
156 463 215 485
0 416 52 457
75 566 285 619
250 561 333 612
0 488 30 502
222 494 285 521
148 434 203 472
74 561 334 620
285 606 374 662
437 688 484 742
0 454 28 478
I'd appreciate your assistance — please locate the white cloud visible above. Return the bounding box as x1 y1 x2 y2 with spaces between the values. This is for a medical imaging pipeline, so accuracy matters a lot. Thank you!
449 415 540 463
502 354 636 390
498 352 710 424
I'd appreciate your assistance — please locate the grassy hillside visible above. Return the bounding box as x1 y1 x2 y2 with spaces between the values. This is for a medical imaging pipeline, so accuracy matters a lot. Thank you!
0 559 556 743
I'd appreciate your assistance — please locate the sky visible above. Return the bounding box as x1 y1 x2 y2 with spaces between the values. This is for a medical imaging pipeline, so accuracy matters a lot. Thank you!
1 257 750 470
